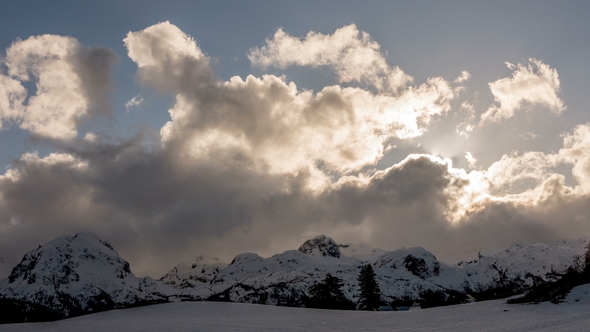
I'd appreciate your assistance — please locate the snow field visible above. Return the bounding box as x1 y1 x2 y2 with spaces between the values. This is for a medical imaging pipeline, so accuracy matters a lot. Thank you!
5 284 590 332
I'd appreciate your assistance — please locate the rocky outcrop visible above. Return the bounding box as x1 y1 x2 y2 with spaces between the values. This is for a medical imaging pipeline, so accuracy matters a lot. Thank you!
298 235 341 258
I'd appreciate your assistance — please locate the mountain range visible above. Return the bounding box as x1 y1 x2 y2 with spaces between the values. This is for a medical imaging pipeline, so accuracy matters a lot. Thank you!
1 233 587 323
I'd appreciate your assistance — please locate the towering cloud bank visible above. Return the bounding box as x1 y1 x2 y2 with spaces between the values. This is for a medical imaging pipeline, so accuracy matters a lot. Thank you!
0 22 589 279
123 22 459 181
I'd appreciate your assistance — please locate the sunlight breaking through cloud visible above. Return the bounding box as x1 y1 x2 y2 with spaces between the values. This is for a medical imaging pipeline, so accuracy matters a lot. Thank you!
0 22 589 278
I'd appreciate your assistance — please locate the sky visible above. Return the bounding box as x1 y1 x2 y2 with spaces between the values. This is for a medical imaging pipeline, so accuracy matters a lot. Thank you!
1 1 590 278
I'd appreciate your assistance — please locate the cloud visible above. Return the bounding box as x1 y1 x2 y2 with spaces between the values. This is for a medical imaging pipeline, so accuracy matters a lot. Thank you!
484 151 561 197
125 94 144 112
520 131 539 141
481 58 566 123
559 123 590 194
1 34 117 140
83 132 98 143
455 101 476 138
465 152 477 168
454 70 471 84
124 22 458 184
0 75 26 130
1 123 590 278
248 24 412 92
1 23 589 279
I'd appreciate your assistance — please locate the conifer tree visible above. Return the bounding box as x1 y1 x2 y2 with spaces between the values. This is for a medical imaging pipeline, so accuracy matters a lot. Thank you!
307 273 354 310
357 264 382 310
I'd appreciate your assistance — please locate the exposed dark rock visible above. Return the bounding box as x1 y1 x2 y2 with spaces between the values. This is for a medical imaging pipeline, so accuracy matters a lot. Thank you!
298 235 341 258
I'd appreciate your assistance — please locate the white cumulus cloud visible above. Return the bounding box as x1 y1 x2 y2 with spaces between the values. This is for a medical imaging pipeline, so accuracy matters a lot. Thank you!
481 58 565 123
1 34 116 140
248 24 412 92
125 22 459 184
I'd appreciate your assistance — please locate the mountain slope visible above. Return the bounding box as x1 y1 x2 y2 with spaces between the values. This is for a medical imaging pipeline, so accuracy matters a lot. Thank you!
159 256 227 300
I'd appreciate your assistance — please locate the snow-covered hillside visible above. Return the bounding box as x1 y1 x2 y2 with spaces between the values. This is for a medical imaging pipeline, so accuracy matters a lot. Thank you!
0 233 176 321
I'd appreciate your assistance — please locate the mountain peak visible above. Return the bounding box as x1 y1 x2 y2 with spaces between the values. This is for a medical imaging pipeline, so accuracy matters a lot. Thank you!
0 233 169 320
159 255 227 289
298 235 341 258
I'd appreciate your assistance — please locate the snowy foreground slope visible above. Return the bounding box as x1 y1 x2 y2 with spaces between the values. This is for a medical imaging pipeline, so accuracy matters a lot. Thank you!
6 284 590 332
160 234 589 305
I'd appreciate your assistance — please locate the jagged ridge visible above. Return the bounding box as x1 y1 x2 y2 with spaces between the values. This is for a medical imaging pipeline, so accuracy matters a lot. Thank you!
2 233 588 323
164 235 588 306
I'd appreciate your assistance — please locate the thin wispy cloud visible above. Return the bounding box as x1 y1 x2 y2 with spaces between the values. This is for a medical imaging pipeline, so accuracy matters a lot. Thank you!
125 94 144 112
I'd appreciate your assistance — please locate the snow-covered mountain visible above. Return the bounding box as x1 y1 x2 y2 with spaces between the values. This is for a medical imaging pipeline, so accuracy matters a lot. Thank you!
1 232 588 323
162 234 588 306
298 234 342 258
0 233 177 321
159 256 227 300
200 236 468 305
459 240 588 287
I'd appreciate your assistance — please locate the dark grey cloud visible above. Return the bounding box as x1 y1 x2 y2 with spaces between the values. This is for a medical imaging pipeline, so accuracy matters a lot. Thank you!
1 134 590 278
74 46 119 119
